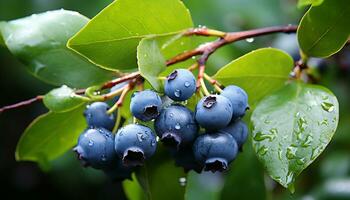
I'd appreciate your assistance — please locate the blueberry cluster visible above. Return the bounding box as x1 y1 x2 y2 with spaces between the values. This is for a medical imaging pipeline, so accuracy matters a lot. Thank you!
74 69 249 180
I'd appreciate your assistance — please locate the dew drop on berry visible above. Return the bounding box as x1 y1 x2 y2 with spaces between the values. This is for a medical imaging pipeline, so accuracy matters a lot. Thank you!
174 89 181 98
101 154 107 162
88 140 94 146
151 139 156 146
184 81 191 87
175 123 181 130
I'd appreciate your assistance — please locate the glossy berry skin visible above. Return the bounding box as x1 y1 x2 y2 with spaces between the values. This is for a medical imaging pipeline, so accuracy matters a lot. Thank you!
84 102 115 131
195 95 233 130
73 128 116 169
193 132 238 172
221 85 249 120
164 69 196 101
110 81 128 103
218 120 248 151
130 90 162 121
155 105 199 149
115 124 157 167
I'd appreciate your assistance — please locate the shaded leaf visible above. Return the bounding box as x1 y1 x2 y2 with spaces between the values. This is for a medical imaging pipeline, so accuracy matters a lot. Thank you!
297 0 324 8
16 106 86 166
297 0 350 57
185 171 223 200
213 48 294 104
68 0 193 71
43 85 88 113
251 82 339 190
0 10 114 88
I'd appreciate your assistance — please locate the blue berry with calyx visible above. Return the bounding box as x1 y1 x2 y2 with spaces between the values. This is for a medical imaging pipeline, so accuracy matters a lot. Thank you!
155 104 199 149
114 124 157 167
73 128 116 169
84 102 115 131
164 69 196 101
218 120 248 151
195 95 233 130
130 90 162 121
193 132 238 173
221 85 249 120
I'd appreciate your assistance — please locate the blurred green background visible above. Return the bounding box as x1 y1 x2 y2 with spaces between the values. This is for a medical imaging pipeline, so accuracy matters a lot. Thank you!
0 0 349 199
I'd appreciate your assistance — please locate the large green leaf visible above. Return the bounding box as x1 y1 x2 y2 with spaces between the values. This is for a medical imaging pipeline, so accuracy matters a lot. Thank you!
251 82 339 190
213 48 294 104
16 105 86 166
0 22 4 46
297 0 350 57
43 85 88 113
68 0 193 71
220 141 266 200
297 0 324 8
0 10 114 88
185 171 223 200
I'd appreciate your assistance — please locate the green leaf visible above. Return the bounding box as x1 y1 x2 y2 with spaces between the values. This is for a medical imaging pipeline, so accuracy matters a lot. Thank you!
213 48 294 104
297 0 350 58
221 141 266 200
251 82 339 190
123 174 147 200
0 22 5 46
16 105 86 166
68 0 193 71
137 37 166 91
0 10 114 88
43 85 88 113
297 0 324 8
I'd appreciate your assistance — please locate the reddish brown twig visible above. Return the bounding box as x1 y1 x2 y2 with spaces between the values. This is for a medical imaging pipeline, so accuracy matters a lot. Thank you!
102 71 141 90
0 96 43 113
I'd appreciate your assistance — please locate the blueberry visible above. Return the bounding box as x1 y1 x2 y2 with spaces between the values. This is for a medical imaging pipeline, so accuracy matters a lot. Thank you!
195 95 233 130
114 124 157 167
193 132 238 172
218 120 248 151
73 128 116 169
221 85 249 120
110 81 128 103
155 104 199 149
84 102 115 131
130 90 162 121
169 145 203 173
164 69 196 101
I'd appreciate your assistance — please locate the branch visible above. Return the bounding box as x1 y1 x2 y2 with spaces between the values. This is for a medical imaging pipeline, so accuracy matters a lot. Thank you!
0 96 43 113
166 25 298 66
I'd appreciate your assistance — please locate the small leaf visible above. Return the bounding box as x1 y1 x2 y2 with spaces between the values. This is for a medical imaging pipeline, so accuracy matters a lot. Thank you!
297 0 324 8
251 82 339 190
213 48 294 104
137 37 166 91
43 85 87 113
297 0 350 57
16 106 86 166
0 10 114 88
68 0 193 71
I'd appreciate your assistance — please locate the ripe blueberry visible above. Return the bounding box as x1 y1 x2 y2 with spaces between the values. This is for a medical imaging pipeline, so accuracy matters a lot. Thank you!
115 124 157 167
195 95 233 130
164 69 196 101
84 102 115 131
193 132 238 172
155 105 199 149
218 120 248 151
73 128 116 169
221 85 249 120
130 90 162 121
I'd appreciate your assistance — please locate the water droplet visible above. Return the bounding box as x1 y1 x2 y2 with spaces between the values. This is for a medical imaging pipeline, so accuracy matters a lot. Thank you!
169 113 174 118
318 119 328 126
257 146 268 156
179 177 187 186
88 140 94 146
286 146 297 159
174 89 181 97
264 118 271 124
253 131 275 142
321 102 334 112
184 81 191 87
101 154 107 162
296 158 306 165
175 123 181 130
137 132 147 142
322 96 329 100
245 38 254 43
191 56 196 60
302 135 313 147
151 140 156 146
156 136 160 142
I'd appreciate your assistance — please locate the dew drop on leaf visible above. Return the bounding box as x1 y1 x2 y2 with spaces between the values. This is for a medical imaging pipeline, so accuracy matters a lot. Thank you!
321 102 334 112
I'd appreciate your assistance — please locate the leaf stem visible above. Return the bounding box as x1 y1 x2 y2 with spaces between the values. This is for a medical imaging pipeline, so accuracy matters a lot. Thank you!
200 79 210 96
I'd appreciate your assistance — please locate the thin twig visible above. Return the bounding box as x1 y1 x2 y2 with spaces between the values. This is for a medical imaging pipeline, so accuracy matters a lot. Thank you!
0 96 43 113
